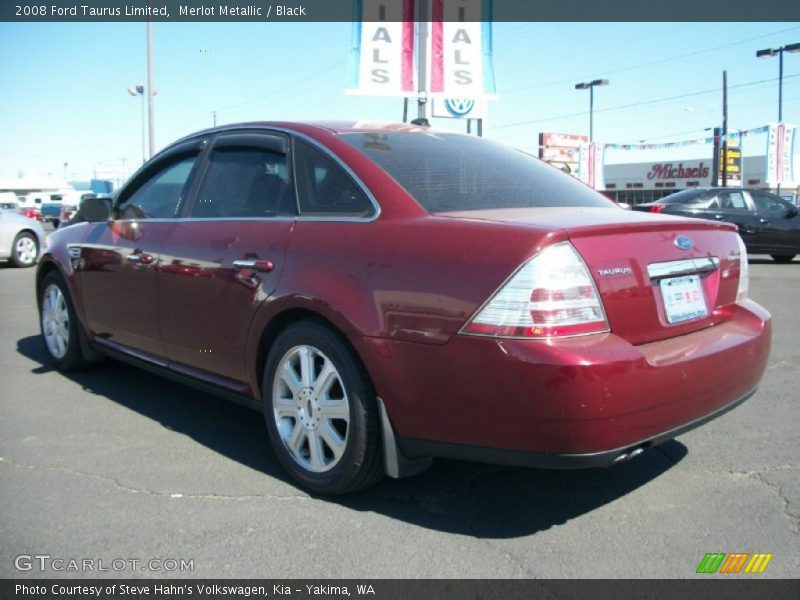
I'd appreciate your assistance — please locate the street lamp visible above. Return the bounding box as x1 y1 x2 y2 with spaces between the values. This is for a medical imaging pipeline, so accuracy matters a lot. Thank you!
756 43 800 122
127 85 146 164
575 79 609 142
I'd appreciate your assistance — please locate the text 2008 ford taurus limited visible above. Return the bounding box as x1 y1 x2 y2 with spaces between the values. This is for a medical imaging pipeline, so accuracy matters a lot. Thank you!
37 122 771 494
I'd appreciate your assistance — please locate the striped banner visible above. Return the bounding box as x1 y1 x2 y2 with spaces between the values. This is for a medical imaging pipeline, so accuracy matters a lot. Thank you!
428 0 496 98
346 0 416 97
766 123 797 186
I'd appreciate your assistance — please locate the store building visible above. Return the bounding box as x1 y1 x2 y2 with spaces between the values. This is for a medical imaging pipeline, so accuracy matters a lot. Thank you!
601 156 798 205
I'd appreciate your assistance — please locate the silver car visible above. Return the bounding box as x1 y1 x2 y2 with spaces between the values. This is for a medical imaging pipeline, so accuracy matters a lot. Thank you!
0 207 46 267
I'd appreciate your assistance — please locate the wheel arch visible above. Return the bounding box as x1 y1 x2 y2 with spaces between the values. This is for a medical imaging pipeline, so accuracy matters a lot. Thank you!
35 259 64 309
251 305 372 403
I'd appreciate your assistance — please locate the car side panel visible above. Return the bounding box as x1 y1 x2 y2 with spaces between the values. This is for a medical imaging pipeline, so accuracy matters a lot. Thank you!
243 217 563 399
159 219 294 386
79 220 175 357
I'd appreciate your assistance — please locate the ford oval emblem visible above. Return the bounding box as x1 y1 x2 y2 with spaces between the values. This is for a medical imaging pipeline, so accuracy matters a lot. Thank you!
675 235 694 250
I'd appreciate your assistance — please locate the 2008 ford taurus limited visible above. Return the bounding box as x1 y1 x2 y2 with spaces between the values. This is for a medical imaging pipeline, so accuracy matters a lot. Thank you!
37 121 771 494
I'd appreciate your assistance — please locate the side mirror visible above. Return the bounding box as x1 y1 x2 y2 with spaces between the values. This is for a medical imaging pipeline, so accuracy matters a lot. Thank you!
786 205 798 218
78 196 112 222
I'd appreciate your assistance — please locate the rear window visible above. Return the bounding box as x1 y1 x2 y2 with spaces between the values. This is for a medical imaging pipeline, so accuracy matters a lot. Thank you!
340 132 611 212
659 190 715 205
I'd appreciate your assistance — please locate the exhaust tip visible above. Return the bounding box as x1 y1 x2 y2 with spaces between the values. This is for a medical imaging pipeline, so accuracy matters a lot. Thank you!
612 446 646 465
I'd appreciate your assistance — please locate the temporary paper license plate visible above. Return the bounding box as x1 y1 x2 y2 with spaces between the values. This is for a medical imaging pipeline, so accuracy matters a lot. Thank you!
659 274 708 324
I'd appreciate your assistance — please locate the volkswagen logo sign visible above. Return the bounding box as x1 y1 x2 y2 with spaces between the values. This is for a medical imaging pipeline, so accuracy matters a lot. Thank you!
674 235 694 250
444 98 475 118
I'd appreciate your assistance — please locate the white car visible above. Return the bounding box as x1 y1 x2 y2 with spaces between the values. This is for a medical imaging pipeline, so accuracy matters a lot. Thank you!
0 206 46 267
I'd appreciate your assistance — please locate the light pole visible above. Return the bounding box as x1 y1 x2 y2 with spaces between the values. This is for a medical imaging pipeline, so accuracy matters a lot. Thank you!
127 84 146 164
575 79 609 142
756 43 800 122
146 20 155 158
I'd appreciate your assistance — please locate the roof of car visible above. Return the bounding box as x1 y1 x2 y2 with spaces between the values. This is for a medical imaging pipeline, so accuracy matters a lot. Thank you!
189 120 437 138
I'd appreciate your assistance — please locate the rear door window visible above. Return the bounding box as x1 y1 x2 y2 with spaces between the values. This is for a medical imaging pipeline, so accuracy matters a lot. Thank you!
293 139 374 218
750 191 792 215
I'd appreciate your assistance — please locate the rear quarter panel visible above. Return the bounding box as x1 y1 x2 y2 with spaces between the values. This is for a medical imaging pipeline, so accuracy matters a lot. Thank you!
244 216 565 397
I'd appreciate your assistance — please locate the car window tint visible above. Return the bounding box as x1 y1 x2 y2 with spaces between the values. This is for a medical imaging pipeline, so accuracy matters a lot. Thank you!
750 191 789 214
191 147 294 218
660 190 714 205
340 132 611 212
118 155 197 219
293 140 373 217
719 191 748 211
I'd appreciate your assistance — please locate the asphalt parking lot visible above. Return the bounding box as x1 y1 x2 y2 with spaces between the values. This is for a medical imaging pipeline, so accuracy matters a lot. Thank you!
0 255 798 579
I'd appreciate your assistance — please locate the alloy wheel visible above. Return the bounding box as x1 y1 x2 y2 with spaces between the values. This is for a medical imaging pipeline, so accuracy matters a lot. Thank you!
41 284 70 359
272 345 350 473
15 235 38 266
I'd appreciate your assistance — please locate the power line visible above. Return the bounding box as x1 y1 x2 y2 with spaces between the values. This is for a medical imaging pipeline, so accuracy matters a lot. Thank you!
216 58 347 114
502 24 800 95
167 57 347 134
493 73 800 129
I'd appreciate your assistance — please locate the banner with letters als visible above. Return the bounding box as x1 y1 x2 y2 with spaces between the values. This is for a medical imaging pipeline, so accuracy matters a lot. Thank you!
346 0 496 100
346 0 416 96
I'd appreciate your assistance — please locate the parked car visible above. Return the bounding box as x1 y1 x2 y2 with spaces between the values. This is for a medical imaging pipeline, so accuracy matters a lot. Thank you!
632 188 800 263
20 206 43 222
40 196 64 228
37 122 771 494
0 205 46 267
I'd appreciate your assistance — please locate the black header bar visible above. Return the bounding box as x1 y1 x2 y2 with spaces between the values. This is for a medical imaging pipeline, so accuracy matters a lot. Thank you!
2 0 800 22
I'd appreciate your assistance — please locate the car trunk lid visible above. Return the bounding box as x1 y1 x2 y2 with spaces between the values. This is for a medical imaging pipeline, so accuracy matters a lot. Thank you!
438 207 743 345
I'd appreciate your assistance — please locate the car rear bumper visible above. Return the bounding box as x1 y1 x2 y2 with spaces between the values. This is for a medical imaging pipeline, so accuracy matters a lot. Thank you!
397 387 755 469
359 299 771 459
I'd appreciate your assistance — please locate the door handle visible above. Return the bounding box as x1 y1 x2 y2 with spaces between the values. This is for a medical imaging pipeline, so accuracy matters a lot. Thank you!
233 258 275 272
759 218 769 224
712 214 725 220
127 252 154 265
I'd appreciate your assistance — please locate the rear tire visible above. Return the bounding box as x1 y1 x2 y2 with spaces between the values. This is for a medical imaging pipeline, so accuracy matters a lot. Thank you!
771 254 796 264
10 232 39 268
39 271 89 371
262 321 383 495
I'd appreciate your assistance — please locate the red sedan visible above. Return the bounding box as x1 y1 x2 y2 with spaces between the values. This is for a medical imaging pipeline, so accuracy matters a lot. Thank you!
37 122 771 494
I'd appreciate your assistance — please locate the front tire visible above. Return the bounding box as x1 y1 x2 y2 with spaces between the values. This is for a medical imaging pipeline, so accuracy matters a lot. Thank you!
771 254 796 264
11 232 39 268
39 271 88 371
262 321 383 495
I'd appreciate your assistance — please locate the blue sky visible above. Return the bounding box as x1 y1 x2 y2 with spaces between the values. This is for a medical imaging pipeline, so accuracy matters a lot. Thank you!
0 21 798 180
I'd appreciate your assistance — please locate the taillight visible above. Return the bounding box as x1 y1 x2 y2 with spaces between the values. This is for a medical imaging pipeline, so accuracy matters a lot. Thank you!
650 204 665 213
462 242 609 339
736 234 748 301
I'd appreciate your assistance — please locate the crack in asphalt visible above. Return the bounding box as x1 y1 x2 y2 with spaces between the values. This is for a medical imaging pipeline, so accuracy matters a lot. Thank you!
0 457 310 502
750 472 800 535
368 465 548 577
723 465 800 535
766 359 792 371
